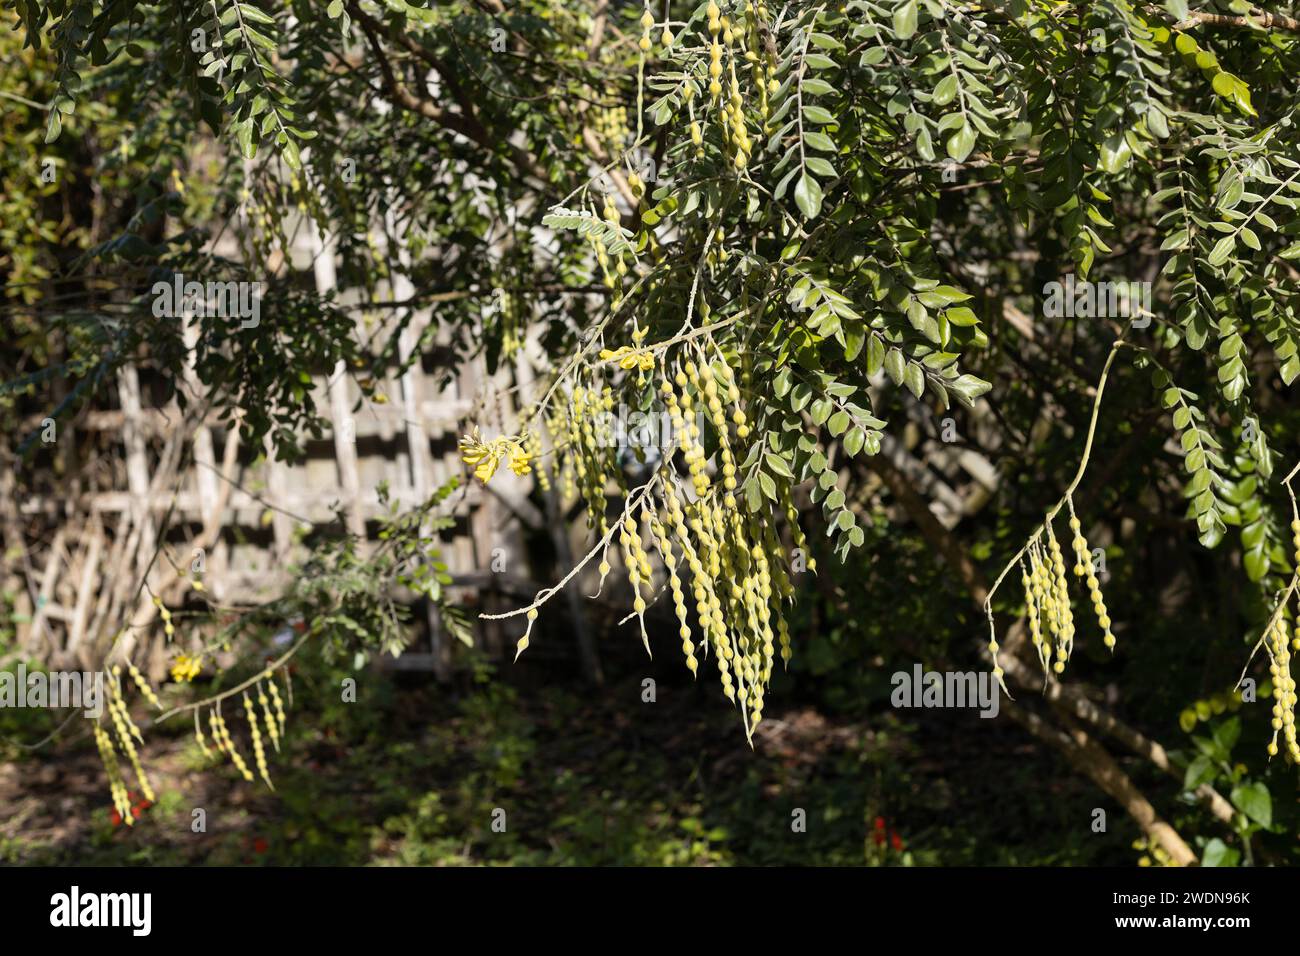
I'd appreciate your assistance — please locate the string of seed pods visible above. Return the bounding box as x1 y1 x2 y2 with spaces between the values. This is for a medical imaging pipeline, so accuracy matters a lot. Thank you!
93 722 134 825
989 497 1116 683
1069 500 1115 650
152 595 174 639
192 670 290 784
243 692 273 789
497 336 812 741
266 672 288 737
107 672 155 804
124 660 162 711
209 705 254 783
639 5 654 52
1259 513 1300 761
257 681 281 753
1265 608 1299 761
744 1 779 121
701 1 755 169
194 709 212 759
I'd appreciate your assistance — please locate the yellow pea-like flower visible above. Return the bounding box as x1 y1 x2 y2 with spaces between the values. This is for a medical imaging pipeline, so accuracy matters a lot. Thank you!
474 451 502 484
507 441 533 477
170 654 203 683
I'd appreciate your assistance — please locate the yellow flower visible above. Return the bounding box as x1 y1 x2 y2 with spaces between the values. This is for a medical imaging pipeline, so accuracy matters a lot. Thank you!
462 431 536 483
170 654 203 683
474 447 503 483
460 432 504 483
507 441 533 476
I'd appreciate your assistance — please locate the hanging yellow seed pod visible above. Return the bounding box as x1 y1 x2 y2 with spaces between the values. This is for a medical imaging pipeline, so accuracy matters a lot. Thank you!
124 660 162 710
244 693 274 789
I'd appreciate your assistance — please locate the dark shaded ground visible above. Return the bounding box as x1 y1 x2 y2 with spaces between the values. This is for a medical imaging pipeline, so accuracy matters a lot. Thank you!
0 648 1135 866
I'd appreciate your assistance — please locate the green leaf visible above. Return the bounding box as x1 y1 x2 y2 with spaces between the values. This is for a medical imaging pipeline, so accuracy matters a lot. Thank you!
892 0 918 40
1207 235 1236 266
945 306 978 326
866 336 885 376
239 4 276 25
946 122 975 163
764 452 795 479
843 325 865 361
883 348 905 385
809 397 833 426
803 130 836 152
903 363 925 398
805 156 837 178
794 173 824 219
932 75 958 107
1201 838 1240 868
949 373 991 408
1184 754 1215 791
1230 781 1271 827
803 105 835 125
235 120 256 159
1213 716 1241 753
1243 547 1268 582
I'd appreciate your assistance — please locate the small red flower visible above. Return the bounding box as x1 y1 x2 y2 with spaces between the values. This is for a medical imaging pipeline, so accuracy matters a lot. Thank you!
873 816 886 831
252 838 269 855
891 832 904 852
109 809 122 827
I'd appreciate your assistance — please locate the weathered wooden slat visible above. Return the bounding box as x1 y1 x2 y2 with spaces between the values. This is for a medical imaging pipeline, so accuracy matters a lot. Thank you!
308 224 366 540
20 483 483 519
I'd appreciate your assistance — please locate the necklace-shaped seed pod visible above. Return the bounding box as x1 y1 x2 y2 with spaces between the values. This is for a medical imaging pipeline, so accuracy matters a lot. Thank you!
124 660 161 711
213 707 253 783
1019 560 1047 673
93 722 133 826
258 682 281 754
209 708 227 757
244 693 273 789
619 515 652 655
107 683 154 804
1043 523 1074 672
1266 611 1300 759
194 710 212 760
266 674 288 737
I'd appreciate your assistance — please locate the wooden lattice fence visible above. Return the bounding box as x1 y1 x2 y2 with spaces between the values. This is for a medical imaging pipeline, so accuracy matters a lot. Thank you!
1 213 546 682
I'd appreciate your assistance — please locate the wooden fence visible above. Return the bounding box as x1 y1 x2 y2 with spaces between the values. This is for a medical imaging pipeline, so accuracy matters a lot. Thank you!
1 212 542 681
1 205 1011 687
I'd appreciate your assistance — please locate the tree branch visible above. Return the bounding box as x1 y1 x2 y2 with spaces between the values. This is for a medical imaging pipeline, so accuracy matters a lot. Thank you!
1174 9 1300 32
868 452 1225 862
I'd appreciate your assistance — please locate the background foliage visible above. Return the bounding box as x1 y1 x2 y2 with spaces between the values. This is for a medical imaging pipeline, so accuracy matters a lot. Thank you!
5 0 1300 866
